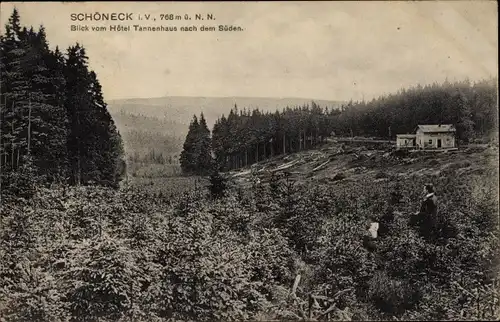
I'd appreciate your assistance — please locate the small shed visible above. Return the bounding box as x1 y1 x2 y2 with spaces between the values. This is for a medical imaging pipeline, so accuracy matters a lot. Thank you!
396 134 417 149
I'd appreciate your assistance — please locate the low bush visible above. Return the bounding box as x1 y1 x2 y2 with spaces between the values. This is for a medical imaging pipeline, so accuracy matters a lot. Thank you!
333 172 346 181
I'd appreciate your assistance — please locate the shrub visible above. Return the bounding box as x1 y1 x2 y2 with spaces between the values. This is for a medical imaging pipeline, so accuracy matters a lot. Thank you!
333 172 346 181
0 261 69 322
375 171 389 179
0 160 38 201
208 169 228 200
368 271 418 315
63 236 140 321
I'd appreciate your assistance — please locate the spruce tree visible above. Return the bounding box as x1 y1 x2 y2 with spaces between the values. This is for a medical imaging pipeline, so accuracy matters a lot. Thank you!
2 14 29 172
211 115 229 170
208 168 227 200
46 46 70 180
87 70 124 186
1 9 27 189
64 43 91 185
196 113 213 175
64 44 124 186
22 26 69 182
180 115 199 174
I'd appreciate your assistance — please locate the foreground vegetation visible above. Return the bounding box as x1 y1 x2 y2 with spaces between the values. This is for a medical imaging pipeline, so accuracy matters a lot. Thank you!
1 147 498 321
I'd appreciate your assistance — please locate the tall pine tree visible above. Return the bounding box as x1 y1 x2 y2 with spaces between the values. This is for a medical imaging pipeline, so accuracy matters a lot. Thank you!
180 115 199 175
64 43 91 185
23 26 69 181
196 113 213 174
64 44 124 186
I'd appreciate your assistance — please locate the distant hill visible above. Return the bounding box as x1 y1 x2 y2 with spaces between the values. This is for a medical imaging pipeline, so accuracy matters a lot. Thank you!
111 111 188 139
111 112 186 157
107 96 344 129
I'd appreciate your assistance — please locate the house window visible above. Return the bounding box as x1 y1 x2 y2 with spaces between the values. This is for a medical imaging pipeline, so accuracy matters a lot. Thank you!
428 139 432 144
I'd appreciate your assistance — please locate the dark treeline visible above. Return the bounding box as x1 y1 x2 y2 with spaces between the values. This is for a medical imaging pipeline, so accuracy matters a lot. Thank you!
184 77 497 173
341 78 498 140
0 8 124 193
212 102 331 171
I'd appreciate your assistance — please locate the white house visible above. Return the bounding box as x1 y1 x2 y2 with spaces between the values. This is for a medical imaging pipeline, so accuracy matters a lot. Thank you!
396 124 456 149
416 124 456 149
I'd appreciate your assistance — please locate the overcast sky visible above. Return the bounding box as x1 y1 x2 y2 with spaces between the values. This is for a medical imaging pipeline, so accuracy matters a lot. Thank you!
0 1 497 101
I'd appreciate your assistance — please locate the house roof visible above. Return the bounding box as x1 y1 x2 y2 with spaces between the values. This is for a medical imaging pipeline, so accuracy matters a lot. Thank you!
417 124 456 133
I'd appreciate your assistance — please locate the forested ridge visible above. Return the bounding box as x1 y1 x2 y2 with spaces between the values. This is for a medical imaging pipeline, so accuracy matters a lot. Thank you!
179 77 498 174
0 8 125 197
106 96 343 128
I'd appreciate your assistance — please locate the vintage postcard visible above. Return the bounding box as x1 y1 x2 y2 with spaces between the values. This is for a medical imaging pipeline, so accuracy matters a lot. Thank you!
0 1 498 321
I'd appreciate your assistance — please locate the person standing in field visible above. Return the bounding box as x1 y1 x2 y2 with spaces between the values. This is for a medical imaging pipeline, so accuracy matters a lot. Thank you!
419 184 438 215
412 184 438 237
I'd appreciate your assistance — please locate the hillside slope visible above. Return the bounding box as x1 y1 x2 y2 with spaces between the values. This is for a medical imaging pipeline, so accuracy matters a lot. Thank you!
228 140 498 191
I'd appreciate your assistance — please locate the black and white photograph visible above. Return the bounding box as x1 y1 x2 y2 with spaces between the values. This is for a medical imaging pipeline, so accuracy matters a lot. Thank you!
0 1 498 321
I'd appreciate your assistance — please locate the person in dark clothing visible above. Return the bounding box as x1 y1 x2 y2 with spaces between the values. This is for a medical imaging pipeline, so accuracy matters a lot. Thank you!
419 184 438 217
412 184 438 237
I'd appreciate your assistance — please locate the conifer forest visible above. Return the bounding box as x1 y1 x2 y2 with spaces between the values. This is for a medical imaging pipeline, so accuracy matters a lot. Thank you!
1 7 499 322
